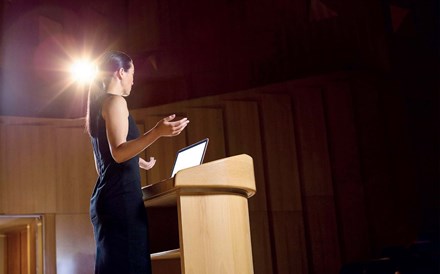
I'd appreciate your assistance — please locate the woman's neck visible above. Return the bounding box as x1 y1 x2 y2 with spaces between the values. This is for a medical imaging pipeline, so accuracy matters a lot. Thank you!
105 79 124 96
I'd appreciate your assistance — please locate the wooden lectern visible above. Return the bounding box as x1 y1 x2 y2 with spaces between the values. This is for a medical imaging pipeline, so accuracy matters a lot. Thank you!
142 154 256 274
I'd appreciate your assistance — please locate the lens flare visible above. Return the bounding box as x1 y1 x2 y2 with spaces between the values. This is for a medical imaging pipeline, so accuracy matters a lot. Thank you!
70 60 97 84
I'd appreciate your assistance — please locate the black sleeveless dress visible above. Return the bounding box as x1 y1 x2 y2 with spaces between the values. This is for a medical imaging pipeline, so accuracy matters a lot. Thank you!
90 110 152 274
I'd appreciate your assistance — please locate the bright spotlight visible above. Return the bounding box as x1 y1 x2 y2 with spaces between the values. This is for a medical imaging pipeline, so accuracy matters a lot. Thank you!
70 60 97 84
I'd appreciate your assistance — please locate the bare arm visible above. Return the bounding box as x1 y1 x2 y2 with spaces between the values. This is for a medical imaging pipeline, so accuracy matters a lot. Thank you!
102 95 189 163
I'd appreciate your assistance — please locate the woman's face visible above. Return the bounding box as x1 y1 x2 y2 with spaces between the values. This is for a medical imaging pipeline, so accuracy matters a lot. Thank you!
122 62 134 96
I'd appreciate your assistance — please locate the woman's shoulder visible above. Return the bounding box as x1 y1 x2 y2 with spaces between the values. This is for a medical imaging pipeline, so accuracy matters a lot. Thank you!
102 94 128 118
102 94 127 108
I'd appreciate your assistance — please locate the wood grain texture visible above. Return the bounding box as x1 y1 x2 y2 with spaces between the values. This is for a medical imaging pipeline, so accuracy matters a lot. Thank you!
323 83 370 262
55 127 96 213
291 88 334 196
145 155 256 274
304 196 341 274
179 194 254 274
248 211 274 274
1 125 57 213
174 154 256 195
43 214 56 274
6 230 21 274
259 94 302 211
271 211 309 274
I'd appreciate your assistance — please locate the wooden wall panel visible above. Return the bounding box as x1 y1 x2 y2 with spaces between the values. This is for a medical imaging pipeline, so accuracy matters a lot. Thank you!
291 89 333 196
6 230 21 274
224 100 268 211
20 229 28 274
34 218 43 274
55 127 96 213
305 197 341 274
272 211 308 274
185 107 226 162
323 83 370 262
258 94 309 274
4 227 30 274
292 88 341 273
259 94 302 211
1 125 56 213
55 214 95 274
224 100 274 274
43 214 56 274
0 235 6 274
0 125 5 213
28 221 37 274
248 211 274 274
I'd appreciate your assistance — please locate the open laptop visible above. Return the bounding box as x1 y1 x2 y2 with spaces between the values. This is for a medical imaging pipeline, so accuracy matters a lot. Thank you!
170 138 209 177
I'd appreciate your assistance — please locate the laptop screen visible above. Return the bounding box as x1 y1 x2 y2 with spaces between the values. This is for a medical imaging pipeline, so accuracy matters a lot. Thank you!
170 138 209 177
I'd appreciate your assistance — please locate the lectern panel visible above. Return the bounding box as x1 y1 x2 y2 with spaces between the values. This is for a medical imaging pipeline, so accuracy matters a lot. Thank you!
143 155 256 274
178 194 254 274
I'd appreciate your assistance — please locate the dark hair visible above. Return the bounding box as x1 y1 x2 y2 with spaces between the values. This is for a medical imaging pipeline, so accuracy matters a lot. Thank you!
85 51 132 137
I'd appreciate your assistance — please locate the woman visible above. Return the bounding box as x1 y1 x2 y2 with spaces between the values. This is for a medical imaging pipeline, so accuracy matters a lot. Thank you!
86 50 189 273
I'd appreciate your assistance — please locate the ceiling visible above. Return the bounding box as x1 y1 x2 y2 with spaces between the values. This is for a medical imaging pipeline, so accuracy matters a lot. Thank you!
0 0 436 118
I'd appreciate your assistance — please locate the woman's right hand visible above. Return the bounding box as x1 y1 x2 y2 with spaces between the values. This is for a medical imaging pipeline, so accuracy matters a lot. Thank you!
154 114 189 137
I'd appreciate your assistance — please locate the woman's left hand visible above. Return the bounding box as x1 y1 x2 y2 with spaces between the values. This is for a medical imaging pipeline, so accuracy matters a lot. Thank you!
139 157 156 170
